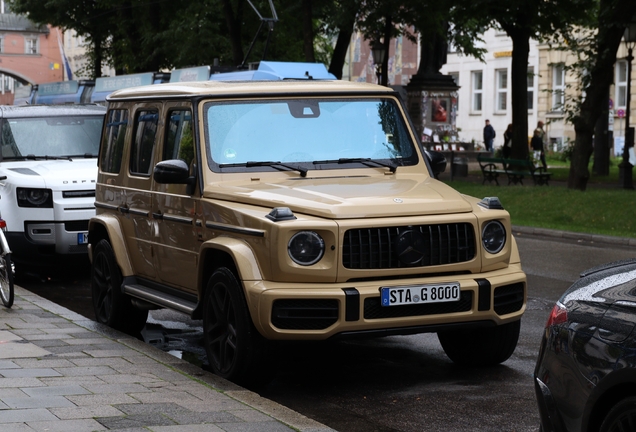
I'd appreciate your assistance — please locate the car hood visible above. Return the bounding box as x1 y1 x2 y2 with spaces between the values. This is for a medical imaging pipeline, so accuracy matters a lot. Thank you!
204 174 473 219
2 159 97 190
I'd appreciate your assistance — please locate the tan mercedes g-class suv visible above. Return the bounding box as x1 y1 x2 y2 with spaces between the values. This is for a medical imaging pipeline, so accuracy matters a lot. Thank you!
89 79 527 384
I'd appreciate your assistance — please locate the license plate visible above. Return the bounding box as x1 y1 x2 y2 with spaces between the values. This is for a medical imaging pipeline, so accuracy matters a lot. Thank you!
77 232 88 245
380 283 461 307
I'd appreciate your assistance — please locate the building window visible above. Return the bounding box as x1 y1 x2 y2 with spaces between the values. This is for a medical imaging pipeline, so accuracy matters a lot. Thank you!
552 64 565 111
616 60 627 108
471 71 483 112
496 69 508 111
25 36 38 54
130 110 158 176
0 36 3 54
527 67 534 110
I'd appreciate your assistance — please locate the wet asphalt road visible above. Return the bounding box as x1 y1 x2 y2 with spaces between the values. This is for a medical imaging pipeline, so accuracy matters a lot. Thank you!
15 233 636 431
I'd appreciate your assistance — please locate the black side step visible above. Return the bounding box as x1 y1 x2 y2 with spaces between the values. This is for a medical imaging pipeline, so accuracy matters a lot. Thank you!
123 283 197 316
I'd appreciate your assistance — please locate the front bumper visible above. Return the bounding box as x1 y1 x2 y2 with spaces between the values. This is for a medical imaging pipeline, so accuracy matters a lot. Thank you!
7 220 89 258
246 264 526 340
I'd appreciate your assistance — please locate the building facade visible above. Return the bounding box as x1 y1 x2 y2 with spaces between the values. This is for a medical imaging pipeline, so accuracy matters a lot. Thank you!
440 29 541 150
0 0 63 104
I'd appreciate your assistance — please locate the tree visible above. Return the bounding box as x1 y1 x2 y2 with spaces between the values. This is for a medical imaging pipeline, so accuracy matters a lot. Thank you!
450 1 594 162
8 0 113 78
558 0 636 190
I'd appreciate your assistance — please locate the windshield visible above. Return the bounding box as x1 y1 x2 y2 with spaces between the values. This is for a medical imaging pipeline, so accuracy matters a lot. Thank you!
1 116 104 159
204 98 418 172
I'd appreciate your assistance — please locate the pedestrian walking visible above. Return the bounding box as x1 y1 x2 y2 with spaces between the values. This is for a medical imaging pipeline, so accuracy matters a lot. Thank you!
483 119 496 153
532 121 547 169
503 123 513 159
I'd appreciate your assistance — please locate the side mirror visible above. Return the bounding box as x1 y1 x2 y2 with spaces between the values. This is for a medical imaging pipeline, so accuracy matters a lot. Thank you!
154 159 195 185
425 150 447 177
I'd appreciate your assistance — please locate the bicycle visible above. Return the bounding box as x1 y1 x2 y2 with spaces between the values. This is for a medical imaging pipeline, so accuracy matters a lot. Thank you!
0 216 14 308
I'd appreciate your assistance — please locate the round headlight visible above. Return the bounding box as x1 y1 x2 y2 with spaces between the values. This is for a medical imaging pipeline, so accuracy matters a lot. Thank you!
288 231 325 266
482 221 506 254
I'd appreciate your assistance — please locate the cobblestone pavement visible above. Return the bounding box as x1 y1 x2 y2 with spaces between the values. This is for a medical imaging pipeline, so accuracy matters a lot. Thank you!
0 286 335 432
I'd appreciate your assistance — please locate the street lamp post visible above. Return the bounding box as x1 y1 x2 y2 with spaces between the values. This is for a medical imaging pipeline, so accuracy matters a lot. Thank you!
371 41 387 85
620 18 636 189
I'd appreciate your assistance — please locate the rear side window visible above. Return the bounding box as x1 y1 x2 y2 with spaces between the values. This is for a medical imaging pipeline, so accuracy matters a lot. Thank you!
163 109 194 167
130 110 158 176
101 109 128 173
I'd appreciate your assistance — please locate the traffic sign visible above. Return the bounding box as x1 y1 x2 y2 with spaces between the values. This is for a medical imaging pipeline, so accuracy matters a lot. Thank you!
617 109 625 118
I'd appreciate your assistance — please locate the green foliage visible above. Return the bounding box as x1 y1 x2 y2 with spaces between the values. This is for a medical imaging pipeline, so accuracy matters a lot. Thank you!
448 179 635 238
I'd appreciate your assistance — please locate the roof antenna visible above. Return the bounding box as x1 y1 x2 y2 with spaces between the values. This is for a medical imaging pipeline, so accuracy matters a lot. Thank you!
240 0 279 69
305 71 313 80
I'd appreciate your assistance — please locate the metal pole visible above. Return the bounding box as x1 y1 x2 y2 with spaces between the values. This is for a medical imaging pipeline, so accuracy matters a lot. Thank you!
621 46 634 189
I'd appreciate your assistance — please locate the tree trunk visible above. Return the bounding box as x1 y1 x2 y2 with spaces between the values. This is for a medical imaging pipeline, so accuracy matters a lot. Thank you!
568 0 635 190
92 36 103 79
593 91 610 175
328 5 357 79
507 29 530 161
382 16 392 86
221 0 245 66
302 0 315 62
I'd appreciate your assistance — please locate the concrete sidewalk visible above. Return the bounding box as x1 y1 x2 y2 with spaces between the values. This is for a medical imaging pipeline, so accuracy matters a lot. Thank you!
0 286 336 432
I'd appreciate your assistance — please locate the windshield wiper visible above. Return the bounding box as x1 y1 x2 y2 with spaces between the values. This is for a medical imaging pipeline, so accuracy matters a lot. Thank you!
219 161 308 177
23 154 95 161
312 158 397 173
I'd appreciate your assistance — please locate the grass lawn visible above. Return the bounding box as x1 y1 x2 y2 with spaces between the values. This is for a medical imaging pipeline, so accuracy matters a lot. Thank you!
446 156 635 238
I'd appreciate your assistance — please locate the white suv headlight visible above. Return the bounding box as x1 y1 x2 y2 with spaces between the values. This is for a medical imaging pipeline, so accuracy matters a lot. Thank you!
482 221 506 254
288 231 325 266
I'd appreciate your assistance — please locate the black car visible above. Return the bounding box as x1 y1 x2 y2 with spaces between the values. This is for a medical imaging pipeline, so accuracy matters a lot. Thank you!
535 258 636 432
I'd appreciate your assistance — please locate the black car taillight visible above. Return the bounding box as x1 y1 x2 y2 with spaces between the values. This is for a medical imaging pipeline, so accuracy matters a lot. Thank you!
545 302 568 328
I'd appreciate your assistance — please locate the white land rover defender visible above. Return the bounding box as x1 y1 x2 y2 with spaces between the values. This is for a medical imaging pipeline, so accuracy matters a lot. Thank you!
0 105 105 268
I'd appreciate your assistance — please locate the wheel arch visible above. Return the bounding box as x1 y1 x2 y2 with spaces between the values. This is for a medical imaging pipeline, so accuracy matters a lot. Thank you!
583 369 636 432
88 215 134 276
194 237 263 320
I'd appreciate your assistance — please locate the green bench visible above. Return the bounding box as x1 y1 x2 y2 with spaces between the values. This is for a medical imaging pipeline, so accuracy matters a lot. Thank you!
477 153 551 186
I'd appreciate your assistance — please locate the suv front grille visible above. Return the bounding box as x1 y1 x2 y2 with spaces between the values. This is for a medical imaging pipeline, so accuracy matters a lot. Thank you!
364 291 473 319
343 223 476 269
63 190 95 199
272 299 339 330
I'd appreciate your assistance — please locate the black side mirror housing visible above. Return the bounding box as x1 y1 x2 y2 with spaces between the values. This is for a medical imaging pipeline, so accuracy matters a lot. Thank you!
425 150 447 177
154 159 195 185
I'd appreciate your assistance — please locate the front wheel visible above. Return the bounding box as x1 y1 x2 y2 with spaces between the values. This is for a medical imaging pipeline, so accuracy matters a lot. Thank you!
202 268 271 385
437 320 520 366
91 239 148 334
0 252 14 308
600 396 636 432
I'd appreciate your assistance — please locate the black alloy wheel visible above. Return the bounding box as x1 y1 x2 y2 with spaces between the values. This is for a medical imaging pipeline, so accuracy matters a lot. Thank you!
438 320 521 366
203 267 270 385
91 239 147 334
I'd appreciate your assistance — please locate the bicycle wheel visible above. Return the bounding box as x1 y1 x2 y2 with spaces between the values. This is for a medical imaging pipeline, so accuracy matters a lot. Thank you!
0 251 14 308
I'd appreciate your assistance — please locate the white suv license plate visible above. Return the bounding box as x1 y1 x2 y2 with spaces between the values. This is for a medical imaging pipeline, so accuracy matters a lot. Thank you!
77 233 88 245
380 283 461 307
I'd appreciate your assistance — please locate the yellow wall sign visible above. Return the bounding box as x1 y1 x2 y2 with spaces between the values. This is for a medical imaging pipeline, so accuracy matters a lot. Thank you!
494 51 513 58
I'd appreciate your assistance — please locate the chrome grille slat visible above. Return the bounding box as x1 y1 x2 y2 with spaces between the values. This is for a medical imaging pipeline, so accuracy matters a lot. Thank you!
343 223 476 269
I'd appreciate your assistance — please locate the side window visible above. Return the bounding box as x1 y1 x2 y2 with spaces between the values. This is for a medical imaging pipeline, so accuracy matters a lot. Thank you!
101 109 128 174
163 109 194 167
130 110 158 176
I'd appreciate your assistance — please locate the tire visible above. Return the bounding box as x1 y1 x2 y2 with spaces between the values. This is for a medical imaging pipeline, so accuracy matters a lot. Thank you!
0 252 14 308
91 239 148 334
600 396 636 432
438 320 520 366
203 267 271 385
